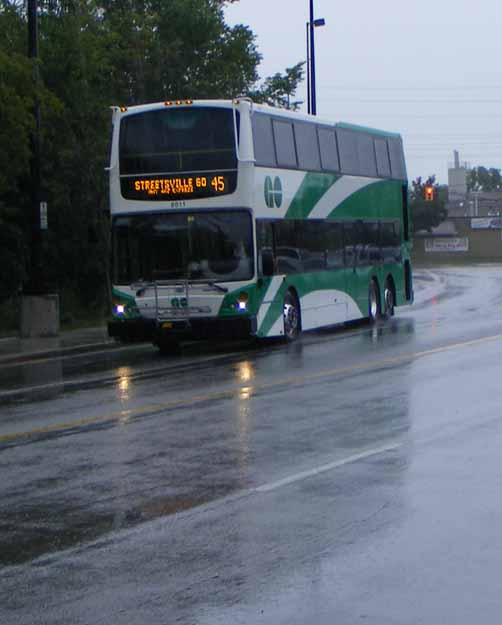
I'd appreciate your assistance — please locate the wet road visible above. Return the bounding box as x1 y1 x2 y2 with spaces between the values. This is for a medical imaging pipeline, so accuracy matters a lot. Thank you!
2 265 502 624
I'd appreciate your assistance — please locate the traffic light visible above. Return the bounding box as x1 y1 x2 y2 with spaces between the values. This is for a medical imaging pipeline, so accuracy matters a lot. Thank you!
424 185 434 202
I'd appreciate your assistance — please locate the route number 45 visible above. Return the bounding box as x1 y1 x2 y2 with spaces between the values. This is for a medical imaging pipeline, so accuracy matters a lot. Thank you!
211 176 225 193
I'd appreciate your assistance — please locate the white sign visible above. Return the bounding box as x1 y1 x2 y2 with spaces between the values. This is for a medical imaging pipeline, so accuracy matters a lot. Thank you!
425 237 469 253
40 201 48 230
471 217 502 229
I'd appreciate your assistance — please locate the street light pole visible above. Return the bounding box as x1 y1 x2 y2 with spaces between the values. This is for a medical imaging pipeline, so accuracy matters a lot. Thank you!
306 22 311 114
309 0 316 115
307 1 325 116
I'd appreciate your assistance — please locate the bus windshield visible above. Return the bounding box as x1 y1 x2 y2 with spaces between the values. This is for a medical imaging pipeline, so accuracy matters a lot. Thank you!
113 211 253 284
119 107 237 175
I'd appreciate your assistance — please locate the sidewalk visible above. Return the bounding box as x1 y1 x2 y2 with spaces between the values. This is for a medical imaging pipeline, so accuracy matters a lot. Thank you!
0 326 116 365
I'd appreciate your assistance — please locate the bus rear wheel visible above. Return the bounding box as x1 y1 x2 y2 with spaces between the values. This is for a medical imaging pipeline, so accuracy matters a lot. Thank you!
384 280 395 318
368 279 381 323
283 291 300 341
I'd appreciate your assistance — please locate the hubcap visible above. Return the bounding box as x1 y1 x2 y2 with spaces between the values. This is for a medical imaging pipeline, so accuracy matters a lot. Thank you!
385 288 394 312
283 302 298 338
370 287 378 319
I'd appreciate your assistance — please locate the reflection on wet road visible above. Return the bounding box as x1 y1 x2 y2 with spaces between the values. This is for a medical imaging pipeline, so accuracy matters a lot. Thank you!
2 266 502 624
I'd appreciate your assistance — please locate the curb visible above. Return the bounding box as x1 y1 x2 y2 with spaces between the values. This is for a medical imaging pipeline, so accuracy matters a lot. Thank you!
0 339 119 366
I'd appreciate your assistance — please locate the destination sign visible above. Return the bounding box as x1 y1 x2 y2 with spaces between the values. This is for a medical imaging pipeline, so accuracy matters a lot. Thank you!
121 171 237 201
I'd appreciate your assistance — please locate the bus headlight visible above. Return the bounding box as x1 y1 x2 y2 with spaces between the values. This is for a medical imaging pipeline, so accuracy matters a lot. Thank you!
237 292 249 311
116 304 125 315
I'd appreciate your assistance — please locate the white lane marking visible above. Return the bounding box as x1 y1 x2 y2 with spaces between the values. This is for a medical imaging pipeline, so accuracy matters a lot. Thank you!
309 176 381 219
254 443 402 493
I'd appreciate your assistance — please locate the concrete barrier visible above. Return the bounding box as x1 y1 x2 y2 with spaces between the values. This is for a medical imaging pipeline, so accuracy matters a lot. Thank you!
20 294 60 338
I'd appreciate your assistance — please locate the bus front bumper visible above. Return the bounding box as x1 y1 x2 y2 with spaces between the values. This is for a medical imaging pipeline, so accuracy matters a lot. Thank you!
108 318 156 342
108 316 257 343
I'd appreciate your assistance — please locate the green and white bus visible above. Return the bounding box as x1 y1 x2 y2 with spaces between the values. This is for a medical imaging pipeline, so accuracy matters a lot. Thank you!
107 98 413 350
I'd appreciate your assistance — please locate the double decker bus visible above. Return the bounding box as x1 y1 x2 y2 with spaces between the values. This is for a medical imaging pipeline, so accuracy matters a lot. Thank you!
107 98 412 351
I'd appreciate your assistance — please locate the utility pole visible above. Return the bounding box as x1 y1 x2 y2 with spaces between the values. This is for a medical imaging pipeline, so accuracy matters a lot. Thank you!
27 0 42 294
21 0 60 337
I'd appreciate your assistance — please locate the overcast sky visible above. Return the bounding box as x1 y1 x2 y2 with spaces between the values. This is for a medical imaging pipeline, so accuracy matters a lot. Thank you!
225 0 502 184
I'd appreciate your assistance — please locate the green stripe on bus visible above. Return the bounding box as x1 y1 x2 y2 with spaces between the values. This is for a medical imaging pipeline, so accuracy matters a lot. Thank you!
330 179 401 219
285 172 339 219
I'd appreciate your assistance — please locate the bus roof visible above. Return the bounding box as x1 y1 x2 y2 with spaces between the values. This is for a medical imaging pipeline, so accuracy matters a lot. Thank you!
112 99 403 139
335 121 401 140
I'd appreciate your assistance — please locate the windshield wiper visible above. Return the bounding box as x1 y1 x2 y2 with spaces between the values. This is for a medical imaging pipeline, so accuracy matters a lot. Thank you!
205 281 228 293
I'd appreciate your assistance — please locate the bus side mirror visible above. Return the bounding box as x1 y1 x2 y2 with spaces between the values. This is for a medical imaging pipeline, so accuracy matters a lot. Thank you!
261 248 275 277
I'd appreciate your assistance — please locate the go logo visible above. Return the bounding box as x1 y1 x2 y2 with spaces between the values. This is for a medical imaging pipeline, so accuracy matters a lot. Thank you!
264 176 283 209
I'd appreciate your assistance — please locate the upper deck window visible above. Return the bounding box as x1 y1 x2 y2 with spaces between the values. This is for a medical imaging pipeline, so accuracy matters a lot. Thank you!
294 122 321 171
318 127 340 172
375 138 391 178
273 120 297 169
119 107 237 176
252 114 277 167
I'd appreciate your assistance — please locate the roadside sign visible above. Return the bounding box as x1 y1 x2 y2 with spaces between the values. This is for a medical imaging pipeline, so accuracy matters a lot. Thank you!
40 201 48 230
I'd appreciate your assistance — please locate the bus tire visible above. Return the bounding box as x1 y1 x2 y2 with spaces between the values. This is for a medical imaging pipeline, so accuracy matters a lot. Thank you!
283 290 301 341
368 279 381 323
384 278 395 318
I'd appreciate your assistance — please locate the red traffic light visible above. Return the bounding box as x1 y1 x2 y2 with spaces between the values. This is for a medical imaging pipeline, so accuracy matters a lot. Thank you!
424 186 434 201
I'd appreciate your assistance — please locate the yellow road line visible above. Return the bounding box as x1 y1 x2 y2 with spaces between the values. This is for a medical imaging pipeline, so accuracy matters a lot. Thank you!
2 332 502 445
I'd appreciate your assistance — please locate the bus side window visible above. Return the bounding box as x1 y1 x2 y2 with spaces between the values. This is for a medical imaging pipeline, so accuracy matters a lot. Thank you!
275 220 302 274
367 222 382 264
343 221 355 267
325 221 344 269
381 221 401 263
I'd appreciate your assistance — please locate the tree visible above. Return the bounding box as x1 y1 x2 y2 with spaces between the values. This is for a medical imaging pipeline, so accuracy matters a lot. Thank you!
409 175 448 233
249 62 305 110
0 0 305 316
466 166 502 192
96 0 261 103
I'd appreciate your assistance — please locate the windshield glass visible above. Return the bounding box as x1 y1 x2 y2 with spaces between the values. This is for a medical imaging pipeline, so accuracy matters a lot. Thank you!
119 107 237 175
113 211 253 284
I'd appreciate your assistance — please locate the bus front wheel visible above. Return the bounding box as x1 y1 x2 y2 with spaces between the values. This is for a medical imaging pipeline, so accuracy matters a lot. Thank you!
283 291 301 341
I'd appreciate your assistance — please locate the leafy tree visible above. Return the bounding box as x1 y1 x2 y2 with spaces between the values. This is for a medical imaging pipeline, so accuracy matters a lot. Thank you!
409 175 448 233
96 0 261 103
0 0 305 316
249 62 305 110
466 166 502 192
0 39 58 296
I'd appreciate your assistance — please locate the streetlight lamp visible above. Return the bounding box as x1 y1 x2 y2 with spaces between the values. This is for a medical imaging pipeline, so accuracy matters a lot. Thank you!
306 1 325 115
